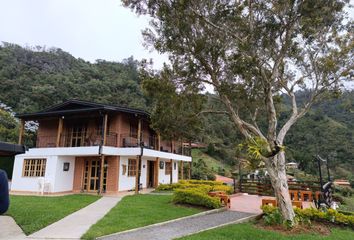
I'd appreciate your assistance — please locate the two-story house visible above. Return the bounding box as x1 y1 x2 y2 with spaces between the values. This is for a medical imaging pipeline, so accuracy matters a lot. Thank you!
11 100 191 194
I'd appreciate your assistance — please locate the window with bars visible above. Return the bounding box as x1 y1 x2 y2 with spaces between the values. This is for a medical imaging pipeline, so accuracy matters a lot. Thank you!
23 159 46 177
128 159 137 177
165 161 172 175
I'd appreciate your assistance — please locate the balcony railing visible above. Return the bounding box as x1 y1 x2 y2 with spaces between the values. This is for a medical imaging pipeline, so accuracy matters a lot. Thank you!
35 133 190 156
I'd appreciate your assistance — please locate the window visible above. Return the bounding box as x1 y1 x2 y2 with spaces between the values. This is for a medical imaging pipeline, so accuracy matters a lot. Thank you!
23 159 46 177
165 161 172 175
128 159 137 177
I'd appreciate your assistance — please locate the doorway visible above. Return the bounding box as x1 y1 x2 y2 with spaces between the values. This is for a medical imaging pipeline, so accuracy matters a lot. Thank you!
82 158 107 192
146 160 155 188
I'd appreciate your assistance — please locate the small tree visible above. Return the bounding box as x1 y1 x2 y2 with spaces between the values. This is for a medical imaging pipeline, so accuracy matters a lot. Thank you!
124 0 353 224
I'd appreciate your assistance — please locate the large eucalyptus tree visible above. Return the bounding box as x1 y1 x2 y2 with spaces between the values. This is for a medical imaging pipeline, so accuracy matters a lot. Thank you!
123 0 353 224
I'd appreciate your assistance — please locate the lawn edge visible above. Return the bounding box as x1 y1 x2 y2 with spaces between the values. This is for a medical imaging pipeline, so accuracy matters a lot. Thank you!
96 207 227 240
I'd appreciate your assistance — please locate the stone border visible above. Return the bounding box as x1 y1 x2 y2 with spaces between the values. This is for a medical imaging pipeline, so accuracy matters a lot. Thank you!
97 207 227 240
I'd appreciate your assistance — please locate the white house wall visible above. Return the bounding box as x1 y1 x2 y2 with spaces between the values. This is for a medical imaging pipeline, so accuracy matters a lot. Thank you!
158 159 178 184
11 155 58 193
53 156 75 192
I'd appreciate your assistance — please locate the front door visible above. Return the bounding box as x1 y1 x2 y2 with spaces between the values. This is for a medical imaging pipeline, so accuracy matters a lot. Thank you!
83 159 107 192
147 160 155 188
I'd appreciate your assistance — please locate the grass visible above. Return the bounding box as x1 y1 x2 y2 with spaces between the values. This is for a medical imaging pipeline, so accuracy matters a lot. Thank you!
192 149 232 176
177 223 354 240
82 194 203 240
340 195 354 212
6 194 100 235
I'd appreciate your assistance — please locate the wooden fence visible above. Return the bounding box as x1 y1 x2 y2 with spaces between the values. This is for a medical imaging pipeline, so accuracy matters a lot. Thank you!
238 179 321 196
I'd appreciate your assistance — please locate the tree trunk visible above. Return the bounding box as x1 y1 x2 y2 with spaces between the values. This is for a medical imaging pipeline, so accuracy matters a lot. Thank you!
266 151 295 224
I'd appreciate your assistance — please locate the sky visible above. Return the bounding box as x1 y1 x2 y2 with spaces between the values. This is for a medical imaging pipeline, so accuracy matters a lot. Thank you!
0 0 168 68
0 0 353 70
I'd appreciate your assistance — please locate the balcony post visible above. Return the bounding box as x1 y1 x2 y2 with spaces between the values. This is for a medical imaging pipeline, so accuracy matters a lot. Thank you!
137 118 142 144
170 159 173 184
189 162 192 179
18 119 25 145
103 113 108 146
181 161 184 180
99 155 105 194
154 157 159 187
56 117 63 147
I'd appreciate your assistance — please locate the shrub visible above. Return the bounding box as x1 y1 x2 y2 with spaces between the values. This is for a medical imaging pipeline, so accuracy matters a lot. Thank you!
172 188 222 209
334 185 353 197
212 185 233 194
186 179 224 186
262 205 354 228
155 183 181 191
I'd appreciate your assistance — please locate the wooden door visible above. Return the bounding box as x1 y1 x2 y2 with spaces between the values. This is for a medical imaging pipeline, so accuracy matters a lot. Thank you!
82 159 107 192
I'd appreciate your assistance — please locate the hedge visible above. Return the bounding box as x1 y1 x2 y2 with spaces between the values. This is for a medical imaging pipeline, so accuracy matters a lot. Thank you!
261 205 354 228
172 188 222 209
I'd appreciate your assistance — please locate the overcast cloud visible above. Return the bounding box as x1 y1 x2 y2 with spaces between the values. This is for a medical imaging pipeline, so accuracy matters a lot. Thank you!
0 0 353 70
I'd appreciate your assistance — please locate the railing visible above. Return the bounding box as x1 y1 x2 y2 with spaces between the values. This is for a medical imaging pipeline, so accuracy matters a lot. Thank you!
35 133 190 156
120 133 157 150
238 178 321 196
35 133 118 148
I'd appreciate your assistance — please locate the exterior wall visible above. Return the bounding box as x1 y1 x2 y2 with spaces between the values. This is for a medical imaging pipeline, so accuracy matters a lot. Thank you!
53 156 75 192
37 119 59 147
158 159 179 184
118 156 137 191
11 155 58 192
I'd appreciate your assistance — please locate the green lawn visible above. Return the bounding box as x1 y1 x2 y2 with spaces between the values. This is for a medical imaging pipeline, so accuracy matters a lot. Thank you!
82 194 203 240
7 194 100 235
340 195 354 212
177 223 354 240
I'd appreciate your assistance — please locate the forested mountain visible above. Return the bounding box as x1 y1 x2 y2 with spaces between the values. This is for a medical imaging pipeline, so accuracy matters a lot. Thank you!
0 43 353 180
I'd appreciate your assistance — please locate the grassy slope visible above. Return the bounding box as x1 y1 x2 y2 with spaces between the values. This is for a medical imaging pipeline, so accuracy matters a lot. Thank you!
82 194 203 240
177 223 354 240
192 149 232 176
6 194 100 235
340 195 354 212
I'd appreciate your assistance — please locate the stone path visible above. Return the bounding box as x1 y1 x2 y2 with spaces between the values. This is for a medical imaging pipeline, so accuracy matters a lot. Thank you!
0 216 26 240
29 196 123 239
99 210 256 240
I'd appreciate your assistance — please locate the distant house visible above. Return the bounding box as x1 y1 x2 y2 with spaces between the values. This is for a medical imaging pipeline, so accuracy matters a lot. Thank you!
11 100 191 195
215 175 234 186
333 179 351 187
286 162 298 170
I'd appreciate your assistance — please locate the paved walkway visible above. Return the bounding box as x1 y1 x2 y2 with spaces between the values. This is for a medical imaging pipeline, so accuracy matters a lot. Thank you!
229 193 316 214
29 196 123 239
0 216 26 240
99 210 256 240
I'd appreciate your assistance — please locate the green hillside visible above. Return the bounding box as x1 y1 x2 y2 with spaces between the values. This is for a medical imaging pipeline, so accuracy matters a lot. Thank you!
191 149 233 177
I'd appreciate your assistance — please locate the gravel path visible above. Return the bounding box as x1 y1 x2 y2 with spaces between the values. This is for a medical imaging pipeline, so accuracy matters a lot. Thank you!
99 211 256 240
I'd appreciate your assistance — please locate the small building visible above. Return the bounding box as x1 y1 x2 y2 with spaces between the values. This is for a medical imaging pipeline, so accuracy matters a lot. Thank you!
286 162 298 170
11 100 191 195
215 175 234 186
333 179 351 187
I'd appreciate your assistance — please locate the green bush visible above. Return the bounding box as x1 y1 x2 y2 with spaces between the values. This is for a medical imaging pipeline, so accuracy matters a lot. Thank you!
334 185 353 197
211 185 233 194
183 179 224 186
172 188 222 209
155 183 181 191
261 205 354 228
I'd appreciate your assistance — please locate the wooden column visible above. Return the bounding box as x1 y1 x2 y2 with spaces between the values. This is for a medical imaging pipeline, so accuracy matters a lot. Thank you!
154 157 159 187
18 119 25 145
189 162 192 179
157 133 161 151
56 117 63 147
170 159 173 184
103 113 108 145
99 155 105 194
181 161 184 180
137 118 142 144
135 155 142 194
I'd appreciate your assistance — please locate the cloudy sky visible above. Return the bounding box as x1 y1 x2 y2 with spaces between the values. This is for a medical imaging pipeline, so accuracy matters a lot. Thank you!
0 0 353 70
0 0 168 68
